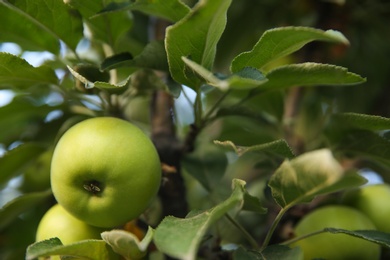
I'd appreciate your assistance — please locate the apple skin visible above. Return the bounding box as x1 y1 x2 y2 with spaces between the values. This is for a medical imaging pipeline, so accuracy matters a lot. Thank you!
291 205 380 260
36 204 104 244
51 117 161 228
343 183 390 233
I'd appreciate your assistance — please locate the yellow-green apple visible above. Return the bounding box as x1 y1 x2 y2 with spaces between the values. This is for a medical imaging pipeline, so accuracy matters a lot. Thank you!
291 205 380 260
343 183 390 233
36 204 104 244
50 117 161 228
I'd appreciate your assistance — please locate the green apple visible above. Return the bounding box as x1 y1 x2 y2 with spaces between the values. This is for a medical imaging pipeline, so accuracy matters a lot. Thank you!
36 204 104 244
343 183 390 233
51 117 161 228
21 149 52 192
291 205 380 260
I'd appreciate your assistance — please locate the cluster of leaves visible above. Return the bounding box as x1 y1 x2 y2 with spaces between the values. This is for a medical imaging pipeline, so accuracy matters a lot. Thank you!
1 0 390 259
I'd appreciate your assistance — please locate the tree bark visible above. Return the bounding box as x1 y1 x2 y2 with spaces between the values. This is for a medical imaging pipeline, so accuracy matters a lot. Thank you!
149 18 188 218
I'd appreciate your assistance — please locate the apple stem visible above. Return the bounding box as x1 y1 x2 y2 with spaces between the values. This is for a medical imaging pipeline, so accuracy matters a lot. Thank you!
83 181 103 195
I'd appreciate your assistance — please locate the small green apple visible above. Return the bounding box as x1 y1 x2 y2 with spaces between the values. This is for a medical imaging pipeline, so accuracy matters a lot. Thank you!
51 117 161 228
291 205 380 260
36 204 104 244
21 149 52 192
343 183 390 233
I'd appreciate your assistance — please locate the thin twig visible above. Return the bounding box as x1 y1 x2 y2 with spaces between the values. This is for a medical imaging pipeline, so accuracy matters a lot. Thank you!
225 214 259 250
260 207 288 251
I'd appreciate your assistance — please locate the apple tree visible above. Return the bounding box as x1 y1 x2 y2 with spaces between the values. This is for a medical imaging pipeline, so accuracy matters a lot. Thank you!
1 0 390 259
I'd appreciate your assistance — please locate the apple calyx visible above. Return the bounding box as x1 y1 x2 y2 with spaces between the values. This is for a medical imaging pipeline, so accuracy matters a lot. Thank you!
83 180 103 195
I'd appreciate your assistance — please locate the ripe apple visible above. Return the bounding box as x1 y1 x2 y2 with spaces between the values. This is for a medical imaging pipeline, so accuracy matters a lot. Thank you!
51 117 161 228
343 183 390 233
36 204 104 244
291 205 380 260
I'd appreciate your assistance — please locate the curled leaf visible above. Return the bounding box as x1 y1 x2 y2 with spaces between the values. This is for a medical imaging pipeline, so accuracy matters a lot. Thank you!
101 227 154 260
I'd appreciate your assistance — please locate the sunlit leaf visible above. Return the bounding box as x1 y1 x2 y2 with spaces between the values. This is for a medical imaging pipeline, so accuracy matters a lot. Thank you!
0 190 52 231
0 53 58 89
268 149 367 209
1 0 83 52
260 63 365 90
154 179 246 260
101 227 154 260
231 27 349 73
26 239 114 260
94 79 131 89
165 0 232 89
0 5 58 53
67 65 130 89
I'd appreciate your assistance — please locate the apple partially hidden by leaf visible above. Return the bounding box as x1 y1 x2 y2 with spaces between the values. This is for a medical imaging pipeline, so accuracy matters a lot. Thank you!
343 183 390 233
291 205 381 260
36 204 104 244
51 117 161 228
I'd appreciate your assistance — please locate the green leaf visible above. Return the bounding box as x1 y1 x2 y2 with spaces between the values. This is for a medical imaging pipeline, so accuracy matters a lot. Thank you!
214 139 295 159
1 0 83 52
27 237 63 254
165 0 232 89
268 149 367 209
233 245 303 260
260 63 365 90
0 190 52 231
182 144 228 192
325 114 390 169
0 143 47 186
0 5 58 53
334 130 390 169
0 53 58 89
243 192 268 214
330 113 390 132
66 0 133 47
101 41 168 71
0 98 58 145
97 0 190 23
324 228 390 248
72 64 110 83
67 65 130 89
26 239 115 260
154 179 246 260
101 52 134 70
231 26 349 73
182 57 267 91
101 227 154 260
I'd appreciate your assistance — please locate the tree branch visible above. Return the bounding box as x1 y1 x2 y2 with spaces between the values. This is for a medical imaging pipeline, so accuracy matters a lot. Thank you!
149 18 188 218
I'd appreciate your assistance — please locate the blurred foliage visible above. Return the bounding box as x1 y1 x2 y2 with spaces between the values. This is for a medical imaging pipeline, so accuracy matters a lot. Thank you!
0 0 390 259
